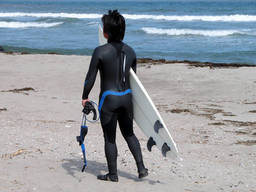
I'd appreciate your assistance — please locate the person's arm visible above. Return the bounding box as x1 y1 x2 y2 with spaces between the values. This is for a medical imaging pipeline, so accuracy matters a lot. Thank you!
82 48 100 101
131 54 137 73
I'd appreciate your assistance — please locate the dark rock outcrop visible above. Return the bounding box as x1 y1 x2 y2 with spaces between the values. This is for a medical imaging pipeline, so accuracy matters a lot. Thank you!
0 46 4 52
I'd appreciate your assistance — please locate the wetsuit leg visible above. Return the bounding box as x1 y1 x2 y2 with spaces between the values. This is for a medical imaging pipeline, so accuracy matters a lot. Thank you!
117 108 147 174
100 112 118 176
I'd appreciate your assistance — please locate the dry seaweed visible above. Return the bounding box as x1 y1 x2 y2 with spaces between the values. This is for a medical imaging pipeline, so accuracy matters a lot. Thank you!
224 120 256 127
167 109 190 113
1 149 27 160
137 58 255 68
208 122 225 126
1 87 35 95
0 108 7 112
244 102 256 104
236 140 256 146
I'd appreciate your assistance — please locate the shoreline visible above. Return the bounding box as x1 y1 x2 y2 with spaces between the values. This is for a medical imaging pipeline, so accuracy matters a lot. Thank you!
1 49 255 68
137 58 256 68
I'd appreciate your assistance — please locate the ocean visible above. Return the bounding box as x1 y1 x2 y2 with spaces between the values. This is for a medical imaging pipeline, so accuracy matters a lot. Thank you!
0 0 256 64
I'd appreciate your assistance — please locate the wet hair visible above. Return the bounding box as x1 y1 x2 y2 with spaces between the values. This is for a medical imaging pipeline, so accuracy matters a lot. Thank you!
101 10 125 42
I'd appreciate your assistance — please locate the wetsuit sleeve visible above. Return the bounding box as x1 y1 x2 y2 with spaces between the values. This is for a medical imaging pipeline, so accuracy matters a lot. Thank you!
82 48 100 99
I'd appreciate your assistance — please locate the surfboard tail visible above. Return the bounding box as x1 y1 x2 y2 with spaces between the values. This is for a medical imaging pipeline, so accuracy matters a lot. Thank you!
130 69 178 156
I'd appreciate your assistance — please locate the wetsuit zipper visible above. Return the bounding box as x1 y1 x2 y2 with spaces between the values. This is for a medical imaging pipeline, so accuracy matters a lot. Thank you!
119 51 126 91
123 54 126 83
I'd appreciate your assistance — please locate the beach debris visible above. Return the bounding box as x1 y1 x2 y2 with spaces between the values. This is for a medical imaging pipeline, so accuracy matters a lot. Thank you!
137 57 255 68
48 167 55 170
222 112 236 116
236 140 256 146
168 109 190 113
244 101 256 104
0 148 43 160
224 120 256 127
235 129 249 135
166 106 225 120
1 87 35 95
248 110 256 113
208 122 225 126
20 52 29 55
36 148 43 154
1 149 27 160
66 120 76 123
156 104 168 111
48 52 58 55
0 107 7 112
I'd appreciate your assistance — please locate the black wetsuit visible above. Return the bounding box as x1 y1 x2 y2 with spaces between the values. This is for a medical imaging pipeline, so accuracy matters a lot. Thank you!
82 41 146 177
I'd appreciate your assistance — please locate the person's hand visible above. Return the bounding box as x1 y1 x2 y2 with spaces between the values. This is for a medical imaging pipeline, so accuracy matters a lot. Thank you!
82 99 89 107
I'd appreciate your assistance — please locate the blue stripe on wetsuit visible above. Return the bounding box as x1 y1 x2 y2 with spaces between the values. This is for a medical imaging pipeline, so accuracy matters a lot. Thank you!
98 89 132 112
84 80 88 87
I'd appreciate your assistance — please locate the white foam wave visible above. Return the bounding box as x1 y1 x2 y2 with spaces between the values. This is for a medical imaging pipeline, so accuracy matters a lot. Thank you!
0 12 102 19
125 14 256 22
0 21 63 28
1 12 256 22
142 27 247 37
87 21 100 25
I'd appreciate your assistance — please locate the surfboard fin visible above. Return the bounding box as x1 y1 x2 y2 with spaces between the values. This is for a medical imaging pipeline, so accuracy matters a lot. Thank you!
161 143 171 157
154 120 163 133
147 137 156 152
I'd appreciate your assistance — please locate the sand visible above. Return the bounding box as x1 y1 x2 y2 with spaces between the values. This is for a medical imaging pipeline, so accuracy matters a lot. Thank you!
0 53 256 192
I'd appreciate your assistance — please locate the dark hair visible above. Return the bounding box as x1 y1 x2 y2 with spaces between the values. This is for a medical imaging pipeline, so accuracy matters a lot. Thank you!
101 10 125 42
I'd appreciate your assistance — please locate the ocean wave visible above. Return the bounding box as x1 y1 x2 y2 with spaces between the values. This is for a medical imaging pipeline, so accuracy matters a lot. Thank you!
1 12 256 22
0 21 63 28
125 14 256 22
0 12 102 19
141 27 252 37
87 21 100 25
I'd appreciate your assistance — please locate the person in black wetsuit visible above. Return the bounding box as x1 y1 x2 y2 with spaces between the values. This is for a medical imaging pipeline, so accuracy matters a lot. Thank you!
82 10 148 182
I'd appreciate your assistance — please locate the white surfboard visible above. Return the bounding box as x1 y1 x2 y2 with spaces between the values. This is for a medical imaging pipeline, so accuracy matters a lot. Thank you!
98 25 178 158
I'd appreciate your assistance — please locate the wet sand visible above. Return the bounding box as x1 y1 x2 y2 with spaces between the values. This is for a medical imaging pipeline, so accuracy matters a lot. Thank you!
0 53 256 192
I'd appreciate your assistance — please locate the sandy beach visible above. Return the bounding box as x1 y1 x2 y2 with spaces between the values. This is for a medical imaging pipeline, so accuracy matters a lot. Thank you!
0 53 256 192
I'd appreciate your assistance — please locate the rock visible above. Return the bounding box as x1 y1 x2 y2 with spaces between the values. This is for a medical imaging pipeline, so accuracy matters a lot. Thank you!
0 46 4 52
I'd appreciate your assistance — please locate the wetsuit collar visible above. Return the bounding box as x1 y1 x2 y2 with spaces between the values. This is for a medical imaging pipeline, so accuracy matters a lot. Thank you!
108 39 122 43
